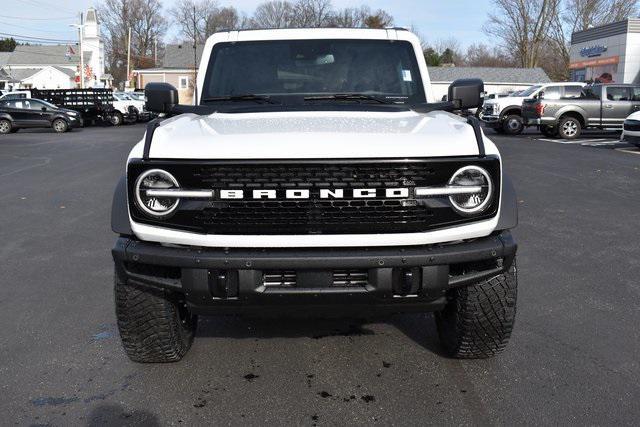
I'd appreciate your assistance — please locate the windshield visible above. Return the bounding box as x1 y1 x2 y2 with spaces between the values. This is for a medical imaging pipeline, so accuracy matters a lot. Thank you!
518 86 541 97
201 39 426 106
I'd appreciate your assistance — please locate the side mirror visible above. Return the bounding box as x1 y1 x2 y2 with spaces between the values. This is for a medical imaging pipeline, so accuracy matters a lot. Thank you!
448 78 484 109
145 82 178 114
41 106 47 112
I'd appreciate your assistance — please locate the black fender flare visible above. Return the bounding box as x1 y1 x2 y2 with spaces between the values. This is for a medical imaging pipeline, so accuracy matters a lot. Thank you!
496 173 518 230
111 175 133 235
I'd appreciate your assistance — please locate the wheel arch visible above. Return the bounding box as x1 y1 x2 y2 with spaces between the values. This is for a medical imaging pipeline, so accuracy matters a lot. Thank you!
557 109 586 127
499 107 522 120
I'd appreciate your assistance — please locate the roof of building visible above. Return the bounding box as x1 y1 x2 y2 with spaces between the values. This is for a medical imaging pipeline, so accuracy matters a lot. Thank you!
1 65 75 82
428 66 551 84
0 52 11 66
571 18 640 45
161 44 204 69
3 45 92 66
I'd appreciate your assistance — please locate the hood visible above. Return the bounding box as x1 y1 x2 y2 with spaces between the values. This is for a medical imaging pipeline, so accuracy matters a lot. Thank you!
138 110 495 160
484 96 527 107
627 110 640 121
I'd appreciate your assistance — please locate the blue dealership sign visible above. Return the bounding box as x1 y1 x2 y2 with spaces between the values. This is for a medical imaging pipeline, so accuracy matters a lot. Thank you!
580 45 608 57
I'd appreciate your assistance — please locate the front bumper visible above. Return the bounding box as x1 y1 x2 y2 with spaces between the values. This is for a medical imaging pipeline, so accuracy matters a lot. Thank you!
481 114 501 127
523 117 555 126
68 116 83 128
112 231 517 316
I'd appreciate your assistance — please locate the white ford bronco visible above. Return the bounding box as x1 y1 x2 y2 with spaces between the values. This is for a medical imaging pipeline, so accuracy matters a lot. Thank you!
111 28 518 362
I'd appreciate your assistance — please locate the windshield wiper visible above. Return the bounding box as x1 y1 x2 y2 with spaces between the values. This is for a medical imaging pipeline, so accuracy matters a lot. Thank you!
201 94 280 104
304 93 397 104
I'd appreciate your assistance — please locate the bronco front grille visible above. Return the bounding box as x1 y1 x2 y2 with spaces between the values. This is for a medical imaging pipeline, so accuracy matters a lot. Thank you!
127 158 500 235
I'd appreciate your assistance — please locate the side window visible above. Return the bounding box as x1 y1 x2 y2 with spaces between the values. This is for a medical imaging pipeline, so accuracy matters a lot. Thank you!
27 100 43 110
563 86 583 99
541 86 561 100
606 87 631 101
582 87 600 100
631 87 640 102
178 76 189 90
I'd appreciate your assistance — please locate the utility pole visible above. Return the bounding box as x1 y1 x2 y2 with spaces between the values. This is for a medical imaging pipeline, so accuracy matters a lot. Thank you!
79 12 84 89
154 38 157 67
126 27 132 89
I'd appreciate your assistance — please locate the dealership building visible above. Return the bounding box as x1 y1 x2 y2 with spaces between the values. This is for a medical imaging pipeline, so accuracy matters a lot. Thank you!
570 18 640 83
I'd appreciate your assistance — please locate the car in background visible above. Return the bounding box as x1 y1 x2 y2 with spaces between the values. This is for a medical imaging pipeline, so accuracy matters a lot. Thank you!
522 84 640 139
127 92 146 102
113 91 150 124
622 111 640 148
481 82 586 135
0 98 82 133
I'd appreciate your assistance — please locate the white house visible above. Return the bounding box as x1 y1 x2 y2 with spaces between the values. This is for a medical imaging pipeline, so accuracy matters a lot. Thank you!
0 7 109 90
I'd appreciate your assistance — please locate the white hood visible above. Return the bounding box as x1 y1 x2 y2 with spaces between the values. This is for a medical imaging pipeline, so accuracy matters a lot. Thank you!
131 110 498 160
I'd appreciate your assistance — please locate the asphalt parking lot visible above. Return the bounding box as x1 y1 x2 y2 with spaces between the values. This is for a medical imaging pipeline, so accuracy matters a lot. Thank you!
1 124 639 425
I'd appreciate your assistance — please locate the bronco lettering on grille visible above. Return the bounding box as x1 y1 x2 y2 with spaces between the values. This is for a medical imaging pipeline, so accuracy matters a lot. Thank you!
217 188 410 200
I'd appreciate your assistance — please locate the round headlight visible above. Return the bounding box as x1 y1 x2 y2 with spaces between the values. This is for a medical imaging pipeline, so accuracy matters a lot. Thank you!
134 169 180 217
448 166 493 215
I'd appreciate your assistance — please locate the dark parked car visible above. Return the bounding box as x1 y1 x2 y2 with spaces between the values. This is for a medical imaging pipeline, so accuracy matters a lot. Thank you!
0 98 83 134
522 84 640 139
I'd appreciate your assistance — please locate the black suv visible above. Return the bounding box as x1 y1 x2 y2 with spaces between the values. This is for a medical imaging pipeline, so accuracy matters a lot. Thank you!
0 98 83 134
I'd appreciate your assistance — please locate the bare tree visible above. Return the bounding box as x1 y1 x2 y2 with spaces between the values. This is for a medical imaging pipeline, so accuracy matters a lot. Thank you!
291 0 333 27
329 6 369 27
484 0 561 68
98 0 167 83
363 9 393 28
464 43 517 67
252 1 295 28
170 0 217 44
206 6 242 34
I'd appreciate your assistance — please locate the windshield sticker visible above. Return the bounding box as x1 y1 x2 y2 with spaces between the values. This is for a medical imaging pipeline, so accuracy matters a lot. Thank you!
402 70 412 82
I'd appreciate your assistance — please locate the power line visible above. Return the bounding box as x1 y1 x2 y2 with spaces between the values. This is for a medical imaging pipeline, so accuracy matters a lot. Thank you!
17 0 75 14
0 32 75 42
0 20 75 35
0 14 75 20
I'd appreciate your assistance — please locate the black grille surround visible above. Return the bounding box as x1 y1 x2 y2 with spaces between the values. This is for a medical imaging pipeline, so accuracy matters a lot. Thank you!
624 120 640 132
127 157 501 235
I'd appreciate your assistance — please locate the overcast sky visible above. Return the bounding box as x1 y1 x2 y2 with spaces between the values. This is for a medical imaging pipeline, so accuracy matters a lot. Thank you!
1 0 492 48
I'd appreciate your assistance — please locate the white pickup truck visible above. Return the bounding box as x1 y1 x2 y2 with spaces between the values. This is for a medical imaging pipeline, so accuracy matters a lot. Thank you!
111 28 518 362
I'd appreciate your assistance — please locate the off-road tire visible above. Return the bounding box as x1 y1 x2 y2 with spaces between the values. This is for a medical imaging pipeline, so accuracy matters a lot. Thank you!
502 114 524 135
110 112 124 126
115 274 197 363
436 259 517 359
0 119 12 134
52 118 68 133
558 116 581 140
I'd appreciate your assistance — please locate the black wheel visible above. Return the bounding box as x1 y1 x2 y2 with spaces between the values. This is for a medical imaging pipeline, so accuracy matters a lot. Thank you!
110 112 124 126
558 116 581 140
0 119 12 134
502 115 524 135
436 259 517 359
115 271 197 363
541 125 558 138
52 118 68 133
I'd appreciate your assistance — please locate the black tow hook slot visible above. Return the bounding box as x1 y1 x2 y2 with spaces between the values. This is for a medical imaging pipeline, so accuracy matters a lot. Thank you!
392 267 420 296
208 269 239 298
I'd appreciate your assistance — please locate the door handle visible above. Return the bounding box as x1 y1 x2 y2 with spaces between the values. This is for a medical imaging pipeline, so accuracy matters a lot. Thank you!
604 104 613 109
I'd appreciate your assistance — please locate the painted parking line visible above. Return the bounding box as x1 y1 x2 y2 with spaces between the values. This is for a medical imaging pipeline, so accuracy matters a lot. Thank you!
535 137 620 145
615 147 640 155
